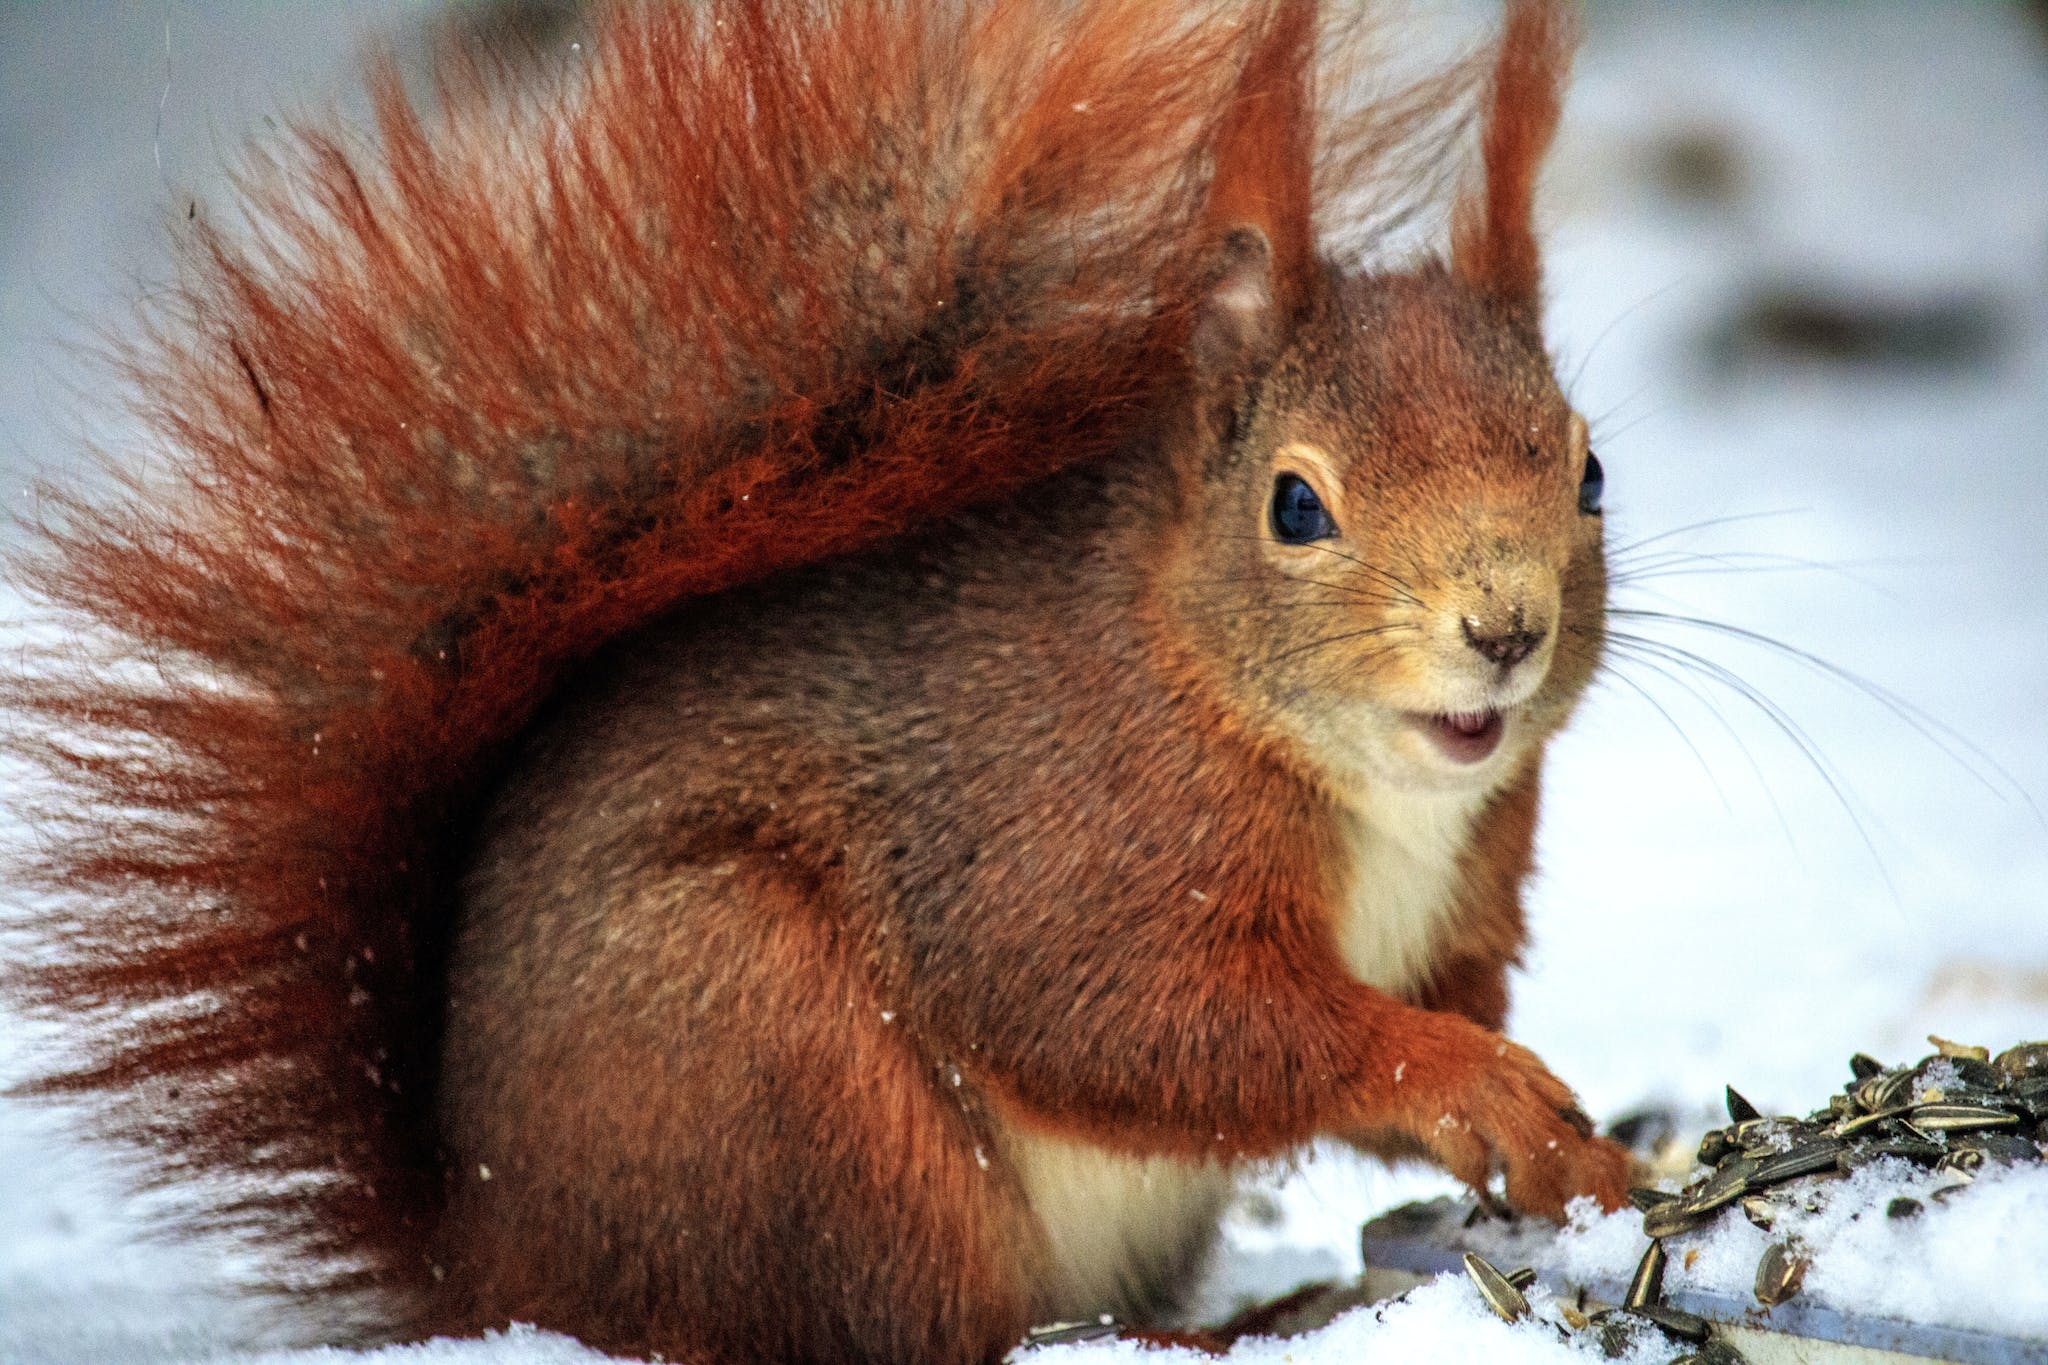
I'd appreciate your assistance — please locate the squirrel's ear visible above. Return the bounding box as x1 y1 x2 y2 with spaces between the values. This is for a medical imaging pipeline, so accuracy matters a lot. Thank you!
1451 0 1575 317
1196 0 1318 370
1190 226 1281 385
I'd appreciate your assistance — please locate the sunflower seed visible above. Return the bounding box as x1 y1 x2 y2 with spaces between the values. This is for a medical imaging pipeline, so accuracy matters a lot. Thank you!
1938 1147 1986 1176
1681 1156 1759 1216
1992 1041 2048 1085
1949 1130 2043 1164
1832 1106 1912 1138
1625 1239 1667 1310
1751 1140 1844 1187
1644 1201 1710 1238
1909 1103 2021 1133
1838 1137 1945 1171
1634 1303 1712 1343
1462 1252 1528 1324
1754 1242 1807 1307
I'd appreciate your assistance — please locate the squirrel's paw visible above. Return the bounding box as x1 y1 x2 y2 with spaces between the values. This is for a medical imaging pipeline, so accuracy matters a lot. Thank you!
1376 1021 1632 1221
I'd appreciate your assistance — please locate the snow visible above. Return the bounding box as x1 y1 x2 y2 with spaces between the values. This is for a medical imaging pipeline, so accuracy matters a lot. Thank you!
1034 1278 1610 1365
5 1 2048 1362
238 1329 622 1365
1546 1157 2048 1342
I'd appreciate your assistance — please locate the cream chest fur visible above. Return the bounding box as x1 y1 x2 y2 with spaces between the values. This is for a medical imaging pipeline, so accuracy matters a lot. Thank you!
998 783 1483 1323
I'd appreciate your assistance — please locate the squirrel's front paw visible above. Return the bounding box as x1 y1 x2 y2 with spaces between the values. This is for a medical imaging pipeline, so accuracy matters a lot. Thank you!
1373 1020 1632 1221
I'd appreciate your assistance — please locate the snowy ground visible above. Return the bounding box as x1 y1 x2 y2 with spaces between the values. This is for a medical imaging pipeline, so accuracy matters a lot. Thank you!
4 2 2047 1362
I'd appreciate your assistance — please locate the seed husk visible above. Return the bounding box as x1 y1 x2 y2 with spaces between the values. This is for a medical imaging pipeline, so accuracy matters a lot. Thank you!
1634 1303 1712 1343
1462 1252 1528 1324
1697 1130 1734 1165
1682 1155 1759 1216
1908 1103 2021 1133
1865 1069 1917 1113
1645 1201 1710 1238
1725 1086 1762 1123
1838 1137 1945 1171
1751 1140 1844 1187
1886 1196 1923 1219
1624 1239 1667 1310
1929 1035 1990 1063
1679 1344 1749 1365
1832 1106 1911 1138
1849 1052 1884 1081
1629 1186 1678 1213
2008 1077 2048 1119
1024 1320 1121 1345
1505 1267 1537 1291
1594 1313 1638 1359
1949 1058 2001 1091
1938 1147 1986 1177
1739 1194 1777 1231
1949 1130 2043 1164
1992 1041 2048 1084
1754 1242 1807 1306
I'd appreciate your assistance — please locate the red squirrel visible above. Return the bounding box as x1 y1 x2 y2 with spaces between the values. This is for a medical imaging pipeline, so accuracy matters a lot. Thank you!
3 0 1632 1360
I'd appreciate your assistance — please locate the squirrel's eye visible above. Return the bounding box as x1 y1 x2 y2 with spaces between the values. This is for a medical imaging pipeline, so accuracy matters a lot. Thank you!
1270 473 1337 544
1578 451 1604 516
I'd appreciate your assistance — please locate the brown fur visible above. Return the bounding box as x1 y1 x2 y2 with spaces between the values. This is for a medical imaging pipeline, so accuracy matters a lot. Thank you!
3 2 1624 1361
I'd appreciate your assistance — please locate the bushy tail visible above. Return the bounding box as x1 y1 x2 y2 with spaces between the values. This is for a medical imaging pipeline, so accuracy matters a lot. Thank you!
1 0 1497 1320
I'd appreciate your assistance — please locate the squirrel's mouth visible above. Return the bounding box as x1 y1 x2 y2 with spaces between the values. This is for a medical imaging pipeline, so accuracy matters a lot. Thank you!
1413 708 1506 764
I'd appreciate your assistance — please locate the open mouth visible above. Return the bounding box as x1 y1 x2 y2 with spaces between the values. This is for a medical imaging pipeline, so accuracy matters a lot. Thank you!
1414 709 1506 764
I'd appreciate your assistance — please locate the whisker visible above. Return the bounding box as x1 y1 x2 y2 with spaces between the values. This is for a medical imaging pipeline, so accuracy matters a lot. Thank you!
1609 608 2036 815
1215 535 1427 607
1598 629 1900 901
1562 278 1687 397
1584 660 1738 817
1586 400 1659 450
1607 545 1904 595
1176 600 1363 623
1180 571 1407 607
1594 633 1798 842
1265 623 1419 666
1604 509 1809 561
1296 545 1427 608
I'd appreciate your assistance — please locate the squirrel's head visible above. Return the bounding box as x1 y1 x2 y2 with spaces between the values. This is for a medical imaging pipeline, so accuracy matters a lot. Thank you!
1162 258 1603 800
1158 0 1596 799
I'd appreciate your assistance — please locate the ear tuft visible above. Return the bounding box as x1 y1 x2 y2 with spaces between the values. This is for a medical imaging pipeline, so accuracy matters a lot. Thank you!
1452 0 1576 316
1203 0 1319 327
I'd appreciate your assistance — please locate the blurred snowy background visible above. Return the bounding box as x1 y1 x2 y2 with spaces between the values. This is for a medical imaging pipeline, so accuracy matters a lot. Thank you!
2 1 2045 1361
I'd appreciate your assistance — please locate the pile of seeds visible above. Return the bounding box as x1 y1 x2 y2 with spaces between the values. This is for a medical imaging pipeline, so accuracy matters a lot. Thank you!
1460 1038 2047 1363
1639 1037 2047 1247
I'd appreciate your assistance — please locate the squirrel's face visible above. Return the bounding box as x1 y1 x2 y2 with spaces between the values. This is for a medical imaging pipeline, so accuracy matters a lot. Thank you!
1168 267 1605 800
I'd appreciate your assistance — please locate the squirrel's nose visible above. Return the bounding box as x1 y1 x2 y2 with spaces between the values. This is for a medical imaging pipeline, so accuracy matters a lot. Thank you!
1460 615 1545 670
